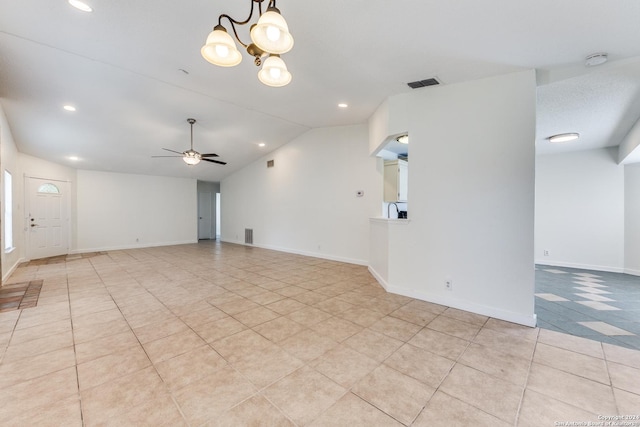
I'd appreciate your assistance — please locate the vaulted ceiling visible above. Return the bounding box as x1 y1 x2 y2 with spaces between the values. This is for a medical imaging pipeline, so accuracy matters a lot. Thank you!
1 0 640 181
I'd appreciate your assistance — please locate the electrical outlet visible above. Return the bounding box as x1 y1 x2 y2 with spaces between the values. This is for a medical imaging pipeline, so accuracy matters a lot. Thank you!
445 279 453 291
543 250 549 256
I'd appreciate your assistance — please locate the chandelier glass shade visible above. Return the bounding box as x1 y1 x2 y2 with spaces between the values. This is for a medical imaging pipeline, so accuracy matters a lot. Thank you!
201 26 243 67
258 55 291 87
250 7 294 54
201 0 294 87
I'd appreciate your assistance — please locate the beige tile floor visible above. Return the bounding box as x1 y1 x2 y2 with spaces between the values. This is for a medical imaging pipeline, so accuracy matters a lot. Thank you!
1 241 639 426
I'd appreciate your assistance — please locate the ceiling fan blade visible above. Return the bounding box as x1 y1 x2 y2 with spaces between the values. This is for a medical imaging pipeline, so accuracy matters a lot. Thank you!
200 153 219 157
202 158 227 165
152 155 184 158
162 148 184 155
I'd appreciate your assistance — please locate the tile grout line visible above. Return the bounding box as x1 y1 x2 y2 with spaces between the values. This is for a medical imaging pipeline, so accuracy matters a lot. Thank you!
420 316 511 426
600 342 621 414
88 251 195 426
512 331 540 427
61 262 86 427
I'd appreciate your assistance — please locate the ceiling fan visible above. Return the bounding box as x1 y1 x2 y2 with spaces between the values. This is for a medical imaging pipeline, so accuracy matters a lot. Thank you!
153 118 226 166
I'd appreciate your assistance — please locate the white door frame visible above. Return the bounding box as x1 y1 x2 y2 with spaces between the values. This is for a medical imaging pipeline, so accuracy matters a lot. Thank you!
24 175 72 260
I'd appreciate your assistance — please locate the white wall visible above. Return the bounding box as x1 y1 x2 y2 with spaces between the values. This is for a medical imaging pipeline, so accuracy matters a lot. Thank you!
0 103 22 280
1 106 79 278
76 170 197 252
625 163 640 275
369 70 537 326
535 148 625 272
221 124 381 265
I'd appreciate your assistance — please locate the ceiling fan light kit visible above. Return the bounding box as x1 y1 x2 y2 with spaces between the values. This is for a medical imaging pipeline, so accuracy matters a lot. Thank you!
152 118 227 167
182 150 202 165
201 0 294 87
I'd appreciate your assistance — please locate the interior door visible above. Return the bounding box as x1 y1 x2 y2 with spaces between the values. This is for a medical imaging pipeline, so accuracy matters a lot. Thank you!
27 178 69 259
198 192 212 240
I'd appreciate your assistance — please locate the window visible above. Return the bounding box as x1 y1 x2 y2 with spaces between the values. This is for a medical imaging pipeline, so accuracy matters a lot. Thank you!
37 183 60 194
4 170 13 252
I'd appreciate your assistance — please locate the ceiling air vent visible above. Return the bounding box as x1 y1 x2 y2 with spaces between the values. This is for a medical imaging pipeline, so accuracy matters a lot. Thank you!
407 78 440 89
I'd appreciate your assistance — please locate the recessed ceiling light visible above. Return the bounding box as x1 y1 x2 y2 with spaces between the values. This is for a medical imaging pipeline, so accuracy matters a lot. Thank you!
68 156 80 161
338 103 348 108
68 0 93 12
396 135 409 144
549 133 579 143
63 105 76 112
258 143 266 147
585 53 607 67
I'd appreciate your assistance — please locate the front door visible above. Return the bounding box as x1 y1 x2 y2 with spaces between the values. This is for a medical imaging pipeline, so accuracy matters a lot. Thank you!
26 177 69 260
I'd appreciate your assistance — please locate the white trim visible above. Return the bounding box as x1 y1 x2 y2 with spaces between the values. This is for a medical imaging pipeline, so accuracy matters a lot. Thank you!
220 238 368 266
22 174 71 183
367 264 389 288
2 256 25 283
70 239 198 254
535 260 624 273
368 265 538 328
369 217 411 225
623 268 640 277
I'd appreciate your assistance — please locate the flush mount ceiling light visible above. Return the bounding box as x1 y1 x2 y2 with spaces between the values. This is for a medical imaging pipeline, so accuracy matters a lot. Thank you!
63 105 76 112
396 135 409 144
585 53 608 67
549 133 579 143
338 103 348 108
68 0 93 12
201 0 294 87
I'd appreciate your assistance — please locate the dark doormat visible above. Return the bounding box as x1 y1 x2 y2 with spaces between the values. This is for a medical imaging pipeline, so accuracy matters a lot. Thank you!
0 280 44 313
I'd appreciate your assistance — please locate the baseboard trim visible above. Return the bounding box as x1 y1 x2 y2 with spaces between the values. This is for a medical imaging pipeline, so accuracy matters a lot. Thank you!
368 266 537 327
2 257 25 284
535 260 624 273
71 240 198 254
624 268 640 277
367 266 389 290
219 238 368 266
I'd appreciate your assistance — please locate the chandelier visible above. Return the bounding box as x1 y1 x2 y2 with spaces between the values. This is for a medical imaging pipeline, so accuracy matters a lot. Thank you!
201 0 294 87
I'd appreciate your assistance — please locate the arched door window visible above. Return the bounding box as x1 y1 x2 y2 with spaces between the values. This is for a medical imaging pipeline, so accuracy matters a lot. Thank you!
37 183 61 194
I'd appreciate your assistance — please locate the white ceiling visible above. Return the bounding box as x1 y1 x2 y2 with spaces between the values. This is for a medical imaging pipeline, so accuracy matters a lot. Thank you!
1 0 640 181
